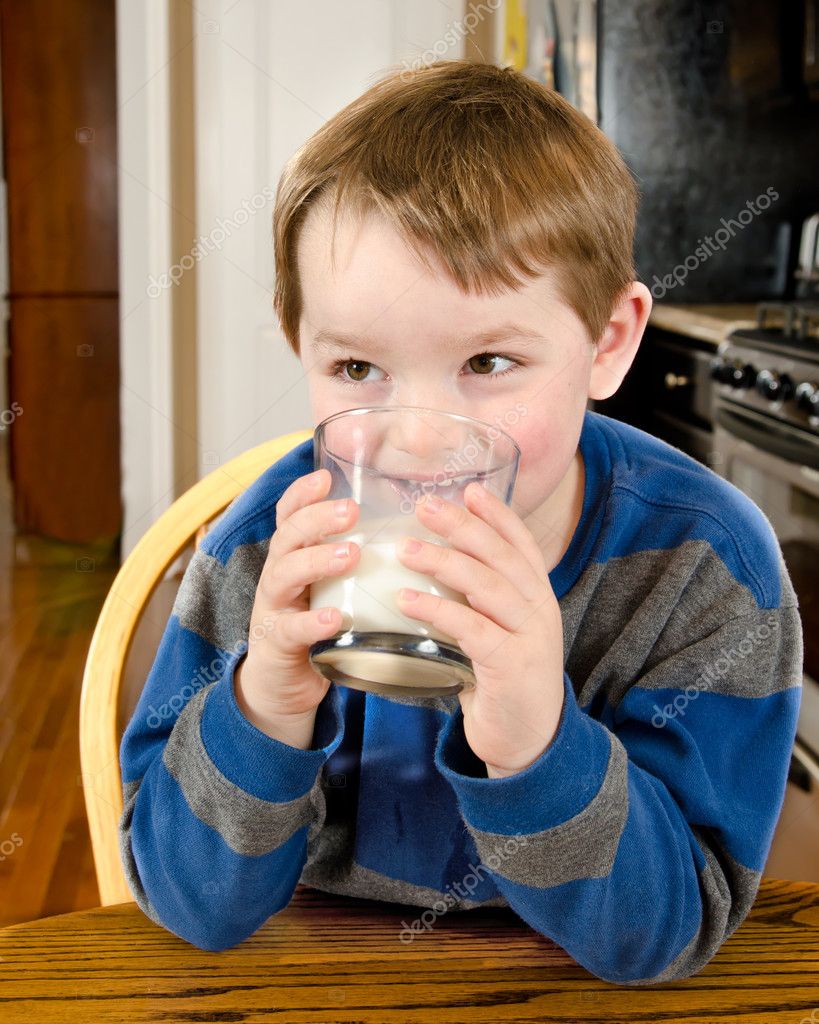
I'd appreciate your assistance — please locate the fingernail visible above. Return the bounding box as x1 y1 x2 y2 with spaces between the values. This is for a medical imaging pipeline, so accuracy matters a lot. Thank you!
333 543 350 558
399 588 419 601
425 495 443 512
401 538 422 555
334 499 350 517
308 471 324 488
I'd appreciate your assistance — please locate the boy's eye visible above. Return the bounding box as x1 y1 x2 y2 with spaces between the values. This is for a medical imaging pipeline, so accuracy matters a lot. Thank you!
328 353 519 387
343 360 377 383
467 353 514 375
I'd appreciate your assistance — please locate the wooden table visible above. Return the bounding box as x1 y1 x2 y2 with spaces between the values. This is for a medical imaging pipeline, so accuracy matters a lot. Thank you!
1 880 819 1022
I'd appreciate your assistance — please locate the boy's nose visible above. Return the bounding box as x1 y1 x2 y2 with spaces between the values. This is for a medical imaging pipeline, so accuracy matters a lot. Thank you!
383 407 462 474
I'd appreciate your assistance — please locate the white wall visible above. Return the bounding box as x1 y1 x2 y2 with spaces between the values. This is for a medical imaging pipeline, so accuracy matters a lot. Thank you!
192 0 466 469
117 0 175 556
118 0 468 554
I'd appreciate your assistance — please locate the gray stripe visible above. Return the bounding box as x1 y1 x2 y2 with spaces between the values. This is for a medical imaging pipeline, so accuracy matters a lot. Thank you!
560 539 801 708
161 682 318 856
172 539 269 653
635 601 801 702
341 541 799 713
119 778 176 928
300 863 509 913
465 731 629 887
613 826 761 986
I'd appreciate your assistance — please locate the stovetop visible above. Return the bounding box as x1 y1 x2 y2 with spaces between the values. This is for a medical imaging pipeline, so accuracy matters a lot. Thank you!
713 300 819 429
758 299 819 336
727 300 819 356
725 329 819 360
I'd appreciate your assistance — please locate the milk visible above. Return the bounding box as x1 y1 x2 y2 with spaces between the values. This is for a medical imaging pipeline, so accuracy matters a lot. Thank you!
309 513 472 690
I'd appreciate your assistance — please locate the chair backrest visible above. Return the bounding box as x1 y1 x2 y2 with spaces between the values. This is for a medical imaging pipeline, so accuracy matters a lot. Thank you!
79 429 313 905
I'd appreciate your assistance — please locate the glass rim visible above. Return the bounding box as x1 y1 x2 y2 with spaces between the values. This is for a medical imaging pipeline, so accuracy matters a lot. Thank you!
313 404 522 460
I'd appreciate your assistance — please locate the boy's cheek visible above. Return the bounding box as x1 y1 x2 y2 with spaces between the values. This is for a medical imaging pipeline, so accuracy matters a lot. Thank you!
507 415 580 513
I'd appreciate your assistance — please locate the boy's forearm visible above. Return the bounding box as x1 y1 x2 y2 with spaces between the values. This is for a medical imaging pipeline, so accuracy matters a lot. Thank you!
120 673 328 952
233 656 318 750
434 603 803 985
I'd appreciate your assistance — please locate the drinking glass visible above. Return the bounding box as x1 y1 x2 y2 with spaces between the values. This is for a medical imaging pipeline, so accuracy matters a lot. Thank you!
308 406 520 697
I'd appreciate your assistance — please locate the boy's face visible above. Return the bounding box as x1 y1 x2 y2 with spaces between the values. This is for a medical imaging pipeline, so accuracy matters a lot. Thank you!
295 202 647 566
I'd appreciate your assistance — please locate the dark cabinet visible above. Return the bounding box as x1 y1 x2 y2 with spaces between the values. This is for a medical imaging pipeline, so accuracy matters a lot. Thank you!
1 0 121 544
593 326 718 466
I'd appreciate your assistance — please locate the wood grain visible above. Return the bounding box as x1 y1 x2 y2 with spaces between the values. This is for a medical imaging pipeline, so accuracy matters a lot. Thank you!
0 427 116 925
1 0 121 542
0 0 119 294
7 296 122 541
0 881 818 1023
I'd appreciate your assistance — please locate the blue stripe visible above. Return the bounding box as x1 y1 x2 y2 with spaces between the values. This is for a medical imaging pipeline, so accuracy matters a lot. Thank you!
590 413 782 606
434 672 614 835
199 665 344 802
204 438 315 562
121 619 235 782
131 760 307 950
487 763 707 983
613 683 800 870
549 410 612 599
350 696 499 900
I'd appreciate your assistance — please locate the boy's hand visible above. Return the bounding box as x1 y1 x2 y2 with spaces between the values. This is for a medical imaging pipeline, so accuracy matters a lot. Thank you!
395 483 565 778
235 467 361 742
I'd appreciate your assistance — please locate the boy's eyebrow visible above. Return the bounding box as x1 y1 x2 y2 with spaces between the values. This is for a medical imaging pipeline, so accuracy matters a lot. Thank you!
311 324 546 354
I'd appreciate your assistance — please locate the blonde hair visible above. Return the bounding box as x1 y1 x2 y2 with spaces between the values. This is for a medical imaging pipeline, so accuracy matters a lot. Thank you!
273 60 639 353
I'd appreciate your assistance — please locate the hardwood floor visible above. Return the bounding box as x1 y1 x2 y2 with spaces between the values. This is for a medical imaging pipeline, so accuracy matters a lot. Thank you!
0 428 817 929
0 434 116 925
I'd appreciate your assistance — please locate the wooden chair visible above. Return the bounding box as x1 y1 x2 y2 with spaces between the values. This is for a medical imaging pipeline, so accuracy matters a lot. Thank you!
79 429 314 906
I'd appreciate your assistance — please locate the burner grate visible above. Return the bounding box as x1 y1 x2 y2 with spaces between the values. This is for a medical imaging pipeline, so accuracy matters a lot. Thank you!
757 300 819 340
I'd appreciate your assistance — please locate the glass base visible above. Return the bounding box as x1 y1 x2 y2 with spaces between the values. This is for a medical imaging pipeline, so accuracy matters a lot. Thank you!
308 630 476 697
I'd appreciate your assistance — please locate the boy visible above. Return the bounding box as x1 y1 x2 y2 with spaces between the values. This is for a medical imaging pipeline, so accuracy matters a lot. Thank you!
119 60 803 984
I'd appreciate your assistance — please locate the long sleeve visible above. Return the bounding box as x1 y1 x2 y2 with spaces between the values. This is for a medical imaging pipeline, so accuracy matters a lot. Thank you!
433 598 803 985
119 537 345 951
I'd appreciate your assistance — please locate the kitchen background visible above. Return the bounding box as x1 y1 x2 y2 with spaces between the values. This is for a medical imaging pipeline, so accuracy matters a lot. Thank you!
0 0 817 924
588 0 819 883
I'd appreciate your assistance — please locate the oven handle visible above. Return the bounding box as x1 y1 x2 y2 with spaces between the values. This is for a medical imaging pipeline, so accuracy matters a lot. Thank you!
715 405 819 471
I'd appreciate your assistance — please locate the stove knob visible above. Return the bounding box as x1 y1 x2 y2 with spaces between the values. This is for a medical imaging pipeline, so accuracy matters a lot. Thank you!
777 372 795 401
727 361 756 388
795 381 819 414
755 369 795 401
716 360 739 384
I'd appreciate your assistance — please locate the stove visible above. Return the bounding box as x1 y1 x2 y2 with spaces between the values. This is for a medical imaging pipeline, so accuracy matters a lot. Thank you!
710 298 819 807
710 300 819 446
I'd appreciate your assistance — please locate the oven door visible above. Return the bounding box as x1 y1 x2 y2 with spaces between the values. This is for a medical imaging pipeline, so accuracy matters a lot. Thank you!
714 401 819 796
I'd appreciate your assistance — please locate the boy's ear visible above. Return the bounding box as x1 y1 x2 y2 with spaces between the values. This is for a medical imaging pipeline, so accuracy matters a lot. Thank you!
588 282 653 402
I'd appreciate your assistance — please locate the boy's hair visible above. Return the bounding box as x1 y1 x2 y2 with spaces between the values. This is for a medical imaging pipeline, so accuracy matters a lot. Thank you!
273 60 639 354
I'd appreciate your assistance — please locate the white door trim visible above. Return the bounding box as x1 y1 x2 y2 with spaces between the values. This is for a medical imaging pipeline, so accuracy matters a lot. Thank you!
116 0 176 558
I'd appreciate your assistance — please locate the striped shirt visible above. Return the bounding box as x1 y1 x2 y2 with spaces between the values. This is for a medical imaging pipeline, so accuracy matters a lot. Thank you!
119 408 803 984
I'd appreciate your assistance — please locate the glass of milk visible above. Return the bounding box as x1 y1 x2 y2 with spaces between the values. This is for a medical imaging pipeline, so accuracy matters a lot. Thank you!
307 406 520 698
